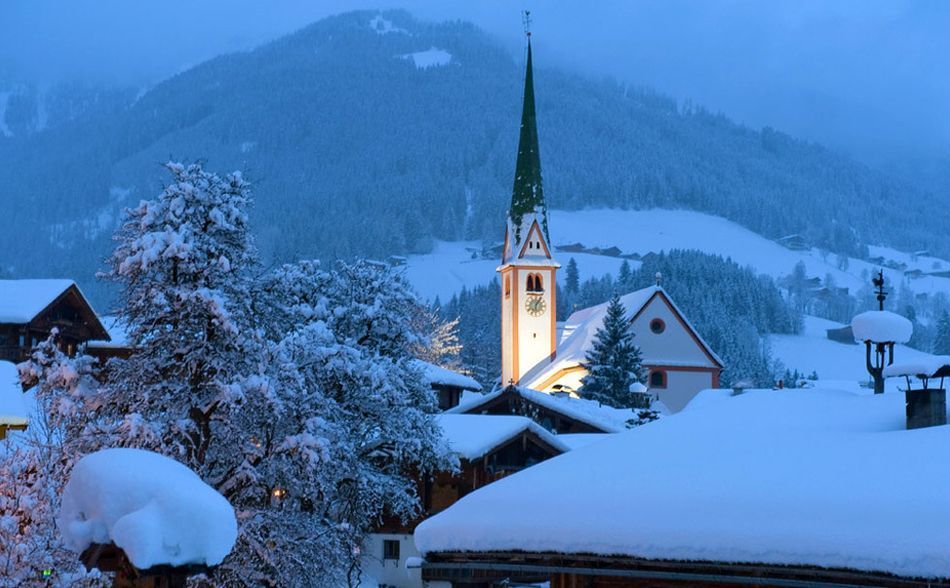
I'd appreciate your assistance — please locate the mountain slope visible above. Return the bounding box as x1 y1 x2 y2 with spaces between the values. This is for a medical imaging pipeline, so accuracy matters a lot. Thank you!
0 10 944 306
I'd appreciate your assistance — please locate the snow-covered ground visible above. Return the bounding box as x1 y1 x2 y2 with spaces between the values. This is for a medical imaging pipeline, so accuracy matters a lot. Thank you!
404 208 950 303
770 315 934 383
401 47 452 69
416 385 950 579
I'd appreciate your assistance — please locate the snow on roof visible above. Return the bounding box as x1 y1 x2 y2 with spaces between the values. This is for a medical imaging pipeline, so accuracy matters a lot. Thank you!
883 356 950 379
521 286 721 388
60 448 237 570
851 310 913 343
416 386 950 579
450 386 648 434
0 279 76 323
86 316 130 349
413 360 481 391
555 433 611 451
0 361 29 427
436 414 567 461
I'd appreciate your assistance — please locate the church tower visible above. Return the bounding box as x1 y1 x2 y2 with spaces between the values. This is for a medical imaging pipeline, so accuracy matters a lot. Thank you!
499 33 559 386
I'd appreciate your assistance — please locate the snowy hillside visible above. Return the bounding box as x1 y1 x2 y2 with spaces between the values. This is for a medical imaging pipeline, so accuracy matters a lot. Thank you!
770 315 935 383
406 208 950 303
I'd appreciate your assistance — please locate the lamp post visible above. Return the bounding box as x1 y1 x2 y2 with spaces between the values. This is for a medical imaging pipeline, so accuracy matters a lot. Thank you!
851 271 913 394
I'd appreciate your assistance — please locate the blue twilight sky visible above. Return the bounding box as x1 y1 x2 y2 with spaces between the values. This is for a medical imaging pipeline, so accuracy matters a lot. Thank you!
2 0 949 166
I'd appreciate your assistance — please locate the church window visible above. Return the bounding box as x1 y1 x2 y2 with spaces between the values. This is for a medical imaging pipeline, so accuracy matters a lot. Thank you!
650 370 667 389
504 275 511 299
650 318 666 334
526 273 543 293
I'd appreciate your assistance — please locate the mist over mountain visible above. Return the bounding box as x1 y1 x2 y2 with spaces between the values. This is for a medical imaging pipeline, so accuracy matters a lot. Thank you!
0 10 945 306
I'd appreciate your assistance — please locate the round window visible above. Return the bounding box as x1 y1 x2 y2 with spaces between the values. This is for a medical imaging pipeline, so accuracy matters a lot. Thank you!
650 318 666 334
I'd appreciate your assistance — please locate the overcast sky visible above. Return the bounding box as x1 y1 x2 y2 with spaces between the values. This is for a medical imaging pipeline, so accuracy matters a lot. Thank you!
3 0 949 166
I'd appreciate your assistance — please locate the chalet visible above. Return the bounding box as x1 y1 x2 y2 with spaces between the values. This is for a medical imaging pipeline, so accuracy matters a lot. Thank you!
777 233 808 250
826 324 856 345
414 360 482 411
363 413 567 587
85 316 134 363
448 384 654 434
415 387 950 587
0 280 109 363
521 286 723 412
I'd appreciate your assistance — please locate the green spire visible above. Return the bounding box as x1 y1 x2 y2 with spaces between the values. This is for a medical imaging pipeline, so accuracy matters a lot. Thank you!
509 38 548 241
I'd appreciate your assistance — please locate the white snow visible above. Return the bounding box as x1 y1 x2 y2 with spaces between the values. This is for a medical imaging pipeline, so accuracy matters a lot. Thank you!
369 14 408 35
770 316 933 383
883 356 950 379
0 361 29 427
402 209 950 303
0 279 75 323
416 386 950 579
401 47 452 69
436 414 567 461
414 359 481 391
60 448 237 570
555 433 611 450
851 310 914 343
86 315 130 349
450 386 648 434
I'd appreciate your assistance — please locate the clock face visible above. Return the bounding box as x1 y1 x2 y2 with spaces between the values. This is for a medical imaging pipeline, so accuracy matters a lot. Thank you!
525 295 547 317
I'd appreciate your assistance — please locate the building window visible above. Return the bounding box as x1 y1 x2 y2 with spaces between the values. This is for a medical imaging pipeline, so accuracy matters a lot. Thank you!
527 273 543 293
650 318 666 334
504 275 511 299
650 370 667 388
383 539 400 561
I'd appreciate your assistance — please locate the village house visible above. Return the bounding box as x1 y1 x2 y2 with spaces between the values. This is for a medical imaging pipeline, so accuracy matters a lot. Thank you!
363 413 567 587
0 279 109 363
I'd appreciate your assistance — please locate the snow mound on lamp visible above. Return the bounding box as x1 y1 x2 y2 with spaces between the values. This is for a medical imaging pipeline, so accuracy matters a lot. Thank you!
60 448 237 569
851 310 913 343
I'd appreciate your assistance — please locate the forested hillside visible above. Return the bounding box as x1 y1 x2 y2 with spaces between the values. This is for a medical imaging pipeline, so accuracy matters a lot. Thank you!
0 9 944 306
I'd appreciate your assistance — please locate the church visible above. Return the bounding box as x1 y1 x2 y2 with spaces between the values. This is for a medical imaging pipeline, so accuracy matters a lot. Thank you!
498 37 722 412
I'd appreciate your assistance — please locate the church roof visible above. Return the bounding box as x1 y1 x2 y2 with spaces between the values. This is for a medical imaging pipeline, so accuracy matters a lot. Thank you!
520 286 723 389
508 38 549 245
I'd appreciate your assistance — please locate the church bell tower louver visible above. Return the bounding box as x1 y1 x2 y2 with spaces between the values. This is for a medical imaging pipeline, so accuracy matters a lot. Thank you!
499 28 559 387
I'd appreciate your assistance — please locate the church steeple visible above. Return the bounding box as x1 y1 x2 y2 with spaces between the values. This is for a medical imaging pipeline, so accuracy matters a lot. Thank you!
509 36 549 243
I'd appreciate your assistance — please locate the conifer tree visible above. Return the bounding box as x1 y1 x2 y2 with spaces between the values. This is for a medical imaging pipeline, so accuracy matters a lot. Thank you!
618 259 632 290
580 295 646 408
934 311 950 355
566 257 580 294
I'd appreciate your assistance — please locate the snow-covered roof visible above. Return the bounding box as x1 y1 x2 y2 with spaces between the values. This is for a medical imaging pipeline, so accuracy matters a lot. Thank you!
0 361 29 427
436 414 567 461
555 433 611 451
416 386 950 579
851 310 913 343
413 360 481 391
60 448 237 570
521 286 721 388
0 279 77 323
450 386 648 434
883 356 950 379
86 316 131 349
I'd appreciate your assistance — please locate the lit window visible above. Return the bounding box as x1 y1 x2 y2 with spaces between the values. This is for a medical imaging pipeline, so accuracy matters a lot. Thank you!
650 371 667 388
383 539 400 560
650 318 666 334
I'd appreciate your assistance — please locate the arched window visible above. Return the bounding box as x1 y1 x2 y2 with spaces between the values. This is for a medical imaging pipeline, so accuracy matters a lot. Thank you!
649 370 667 389
504 275 511 299
527 273 543 292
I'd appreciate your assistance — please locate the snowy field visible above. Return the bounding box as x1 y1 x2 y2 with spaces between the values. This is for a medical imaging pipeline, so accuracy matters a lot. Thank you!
770 315 935 383
404 208 950 303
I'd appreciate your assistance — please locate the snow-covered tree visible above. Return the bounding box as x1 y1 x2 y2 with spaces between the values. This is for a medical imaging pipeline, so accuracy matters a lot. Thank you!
0 331 103 587
251 260 454 585
580 295 646 409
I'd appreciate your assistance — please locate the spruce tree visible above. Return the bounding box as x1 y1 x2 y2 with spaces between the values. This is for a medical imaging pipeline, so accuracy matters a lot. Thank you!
566 257 580 294
934 311 950 355
580 295 646 409
618 259 632 290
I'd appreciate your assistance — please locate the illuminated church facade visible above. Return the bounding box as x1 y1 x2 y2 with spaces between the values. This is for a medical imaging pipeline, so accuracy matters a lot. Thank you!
499 38 722 411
